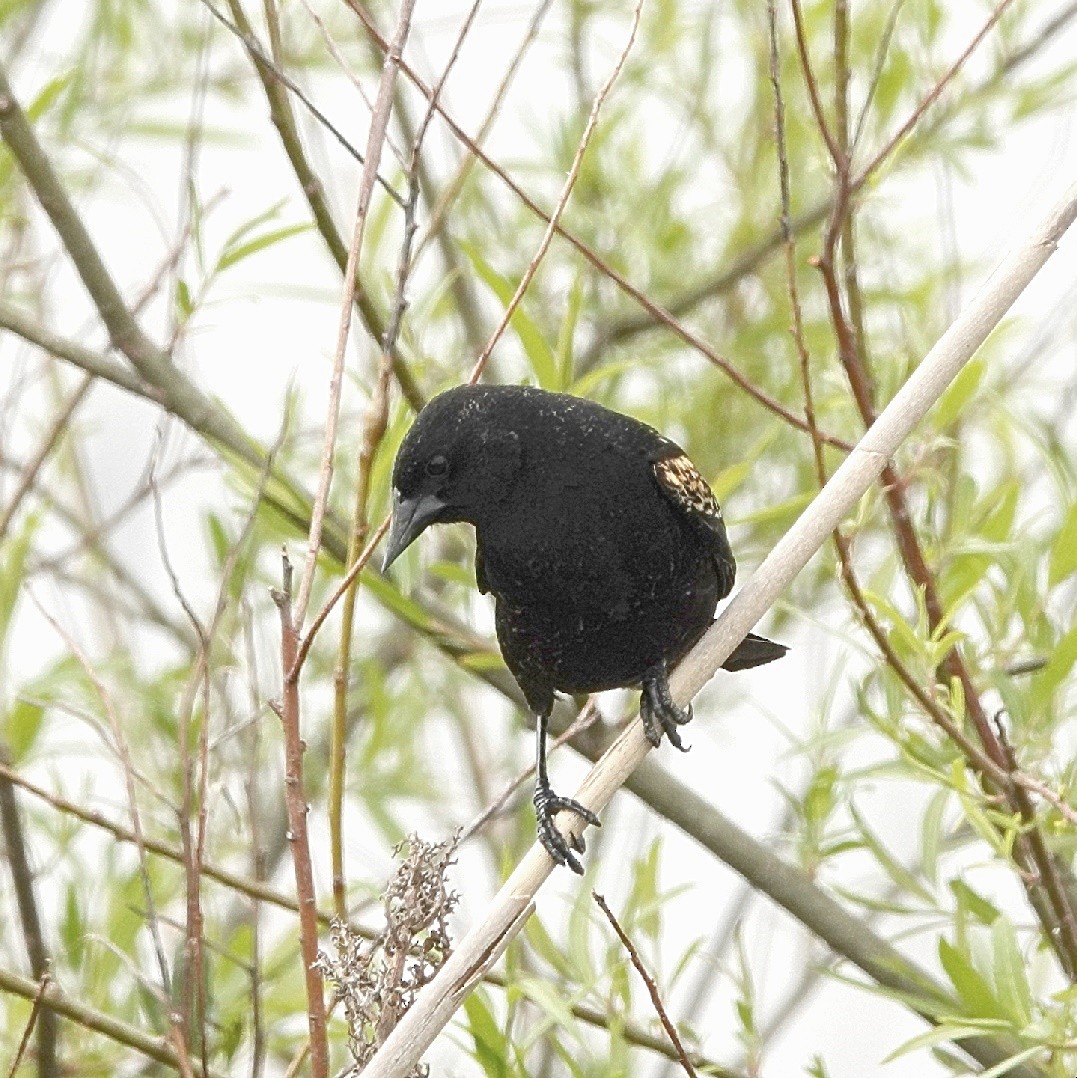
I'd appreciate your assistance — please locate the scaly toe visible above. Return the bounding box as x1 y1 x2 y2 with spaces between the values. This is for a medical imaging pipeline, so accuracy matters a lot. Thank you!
534 787 600 873
641 671 694 751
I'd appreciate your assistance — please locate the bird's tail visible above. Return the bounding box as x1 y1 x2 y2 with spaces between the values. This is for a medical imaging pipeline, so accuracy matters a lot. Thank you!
722 632 788 672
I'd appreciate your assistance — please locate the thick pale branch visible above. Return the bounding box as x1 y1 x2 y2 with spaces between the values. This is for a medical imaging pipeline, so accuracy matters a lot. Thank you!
362 180 1077 1078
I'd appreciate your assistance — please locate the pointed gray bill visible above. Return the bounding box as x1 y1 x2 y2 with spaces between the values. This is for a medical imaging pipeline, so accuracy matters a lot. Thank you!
382 490 447 571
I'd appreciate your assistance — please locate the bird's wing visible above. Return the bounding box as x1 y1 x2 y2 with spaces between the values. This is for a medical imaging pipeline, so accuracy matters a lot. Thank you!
652 451 736 599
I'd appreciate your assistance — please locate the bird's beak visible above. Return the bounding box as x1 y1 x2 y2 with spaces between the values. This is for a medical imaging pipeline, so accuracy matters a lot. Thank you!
382 490 447 571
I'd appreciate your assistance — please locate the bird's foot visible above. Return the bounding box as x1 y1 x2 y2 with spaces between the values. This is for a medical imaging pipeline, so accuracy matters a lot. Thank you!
641 666 693 751
534 781 601 875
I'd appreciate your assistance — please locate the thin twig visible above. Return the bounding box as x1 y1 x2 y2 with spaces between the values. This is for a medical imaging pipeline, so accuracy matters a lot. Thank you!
5 970 49 1078
593 892 698 1078
468 0 643 382
0 373 92 542
271 553 329 1076
293 0 418 629
291 515 390 681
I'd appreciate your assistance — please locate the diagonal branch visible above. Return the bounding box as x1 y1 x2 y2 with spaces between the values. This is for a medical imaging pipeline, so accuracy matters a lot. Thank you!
361 178 1077 1078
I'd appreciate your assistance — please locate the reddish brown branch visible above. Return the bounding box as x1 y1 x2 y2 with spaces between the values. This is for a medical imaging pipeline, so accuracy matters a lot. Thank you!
272 553 329 1077
797 0 1077 981
593 893 698 1078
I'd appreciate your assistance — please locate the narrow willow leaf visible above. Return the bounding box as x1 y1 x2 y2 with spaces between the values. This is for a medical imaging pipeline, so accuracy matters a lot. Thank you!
1048 501 1077 587
938 937 1007 1020
463 992 509 1078
990 918 1033 1026
851 802 935 905
933 355 986 428
883 1021 1007 1063
216 223 311 272
460 241 558 389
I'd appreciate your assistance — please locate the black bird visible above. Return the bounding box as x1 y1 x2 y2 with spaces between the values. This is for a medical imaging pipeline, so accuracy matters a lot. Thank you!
383 384 785 872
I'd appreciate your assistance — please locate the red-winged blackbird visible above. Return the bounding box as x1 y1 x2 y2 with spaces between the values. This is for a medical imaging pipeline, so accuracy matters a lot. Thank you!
384 384 785 872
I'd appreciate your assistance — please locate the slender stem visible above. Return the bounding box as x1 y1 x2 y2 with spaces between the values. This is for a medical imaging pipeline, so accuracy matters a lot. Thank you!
271 556 329 1077
0 747 58 1076
361 180 1077 1078
593 893 698 1078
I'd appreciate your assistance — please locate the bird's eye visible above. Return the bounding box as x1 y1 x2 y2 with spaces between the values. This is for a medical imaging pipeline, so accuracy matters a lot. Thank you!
426 455 448 478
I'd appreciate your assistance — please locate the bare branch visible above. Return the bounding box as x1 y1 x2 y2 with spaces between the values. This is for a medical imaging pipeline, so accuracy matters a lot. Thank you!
468 0 643 383
593 892 697 1078
293 0 418 629
361 177 1077 1078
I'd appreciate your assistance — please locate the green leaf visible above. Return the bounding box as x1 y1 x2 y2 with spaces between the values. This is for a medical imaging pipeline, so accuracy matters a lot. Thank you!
933 355 986 428
206 513 230 567
883 1021 1008 1063
7 698 44 761
920 789 949 887
624 839 662 941
1031 620 1077 705
975 1047 1044 1078
175 278 194 320
555 271 583 391
524 916 574 979
216 223 311 272
850 802 935 905
938 937 1006 1020
1048 501 1077 587
516 976 581 1034
989 917 1033 1026
27 73 71 121
61 881 85 969
803 764 839 830
0 512 37 660
461 242 558 389
567 878 596 984
463 991 508 1078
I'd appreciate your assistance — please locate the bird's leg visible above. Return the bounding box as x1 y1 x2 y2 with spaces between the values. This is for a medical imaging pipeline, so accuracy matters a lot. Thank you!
533 707 600 874
640 661 692 751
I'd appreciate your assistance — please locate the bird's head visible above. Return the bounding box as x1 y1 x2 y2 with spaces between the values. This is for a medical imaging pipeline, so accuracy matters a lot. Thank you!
382 386 522 570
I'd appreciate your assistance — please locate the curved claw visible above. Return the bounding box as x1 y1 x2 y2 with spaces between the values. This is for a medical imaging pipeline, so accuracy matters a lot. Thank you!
534 783 601 874
641 666 693 752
